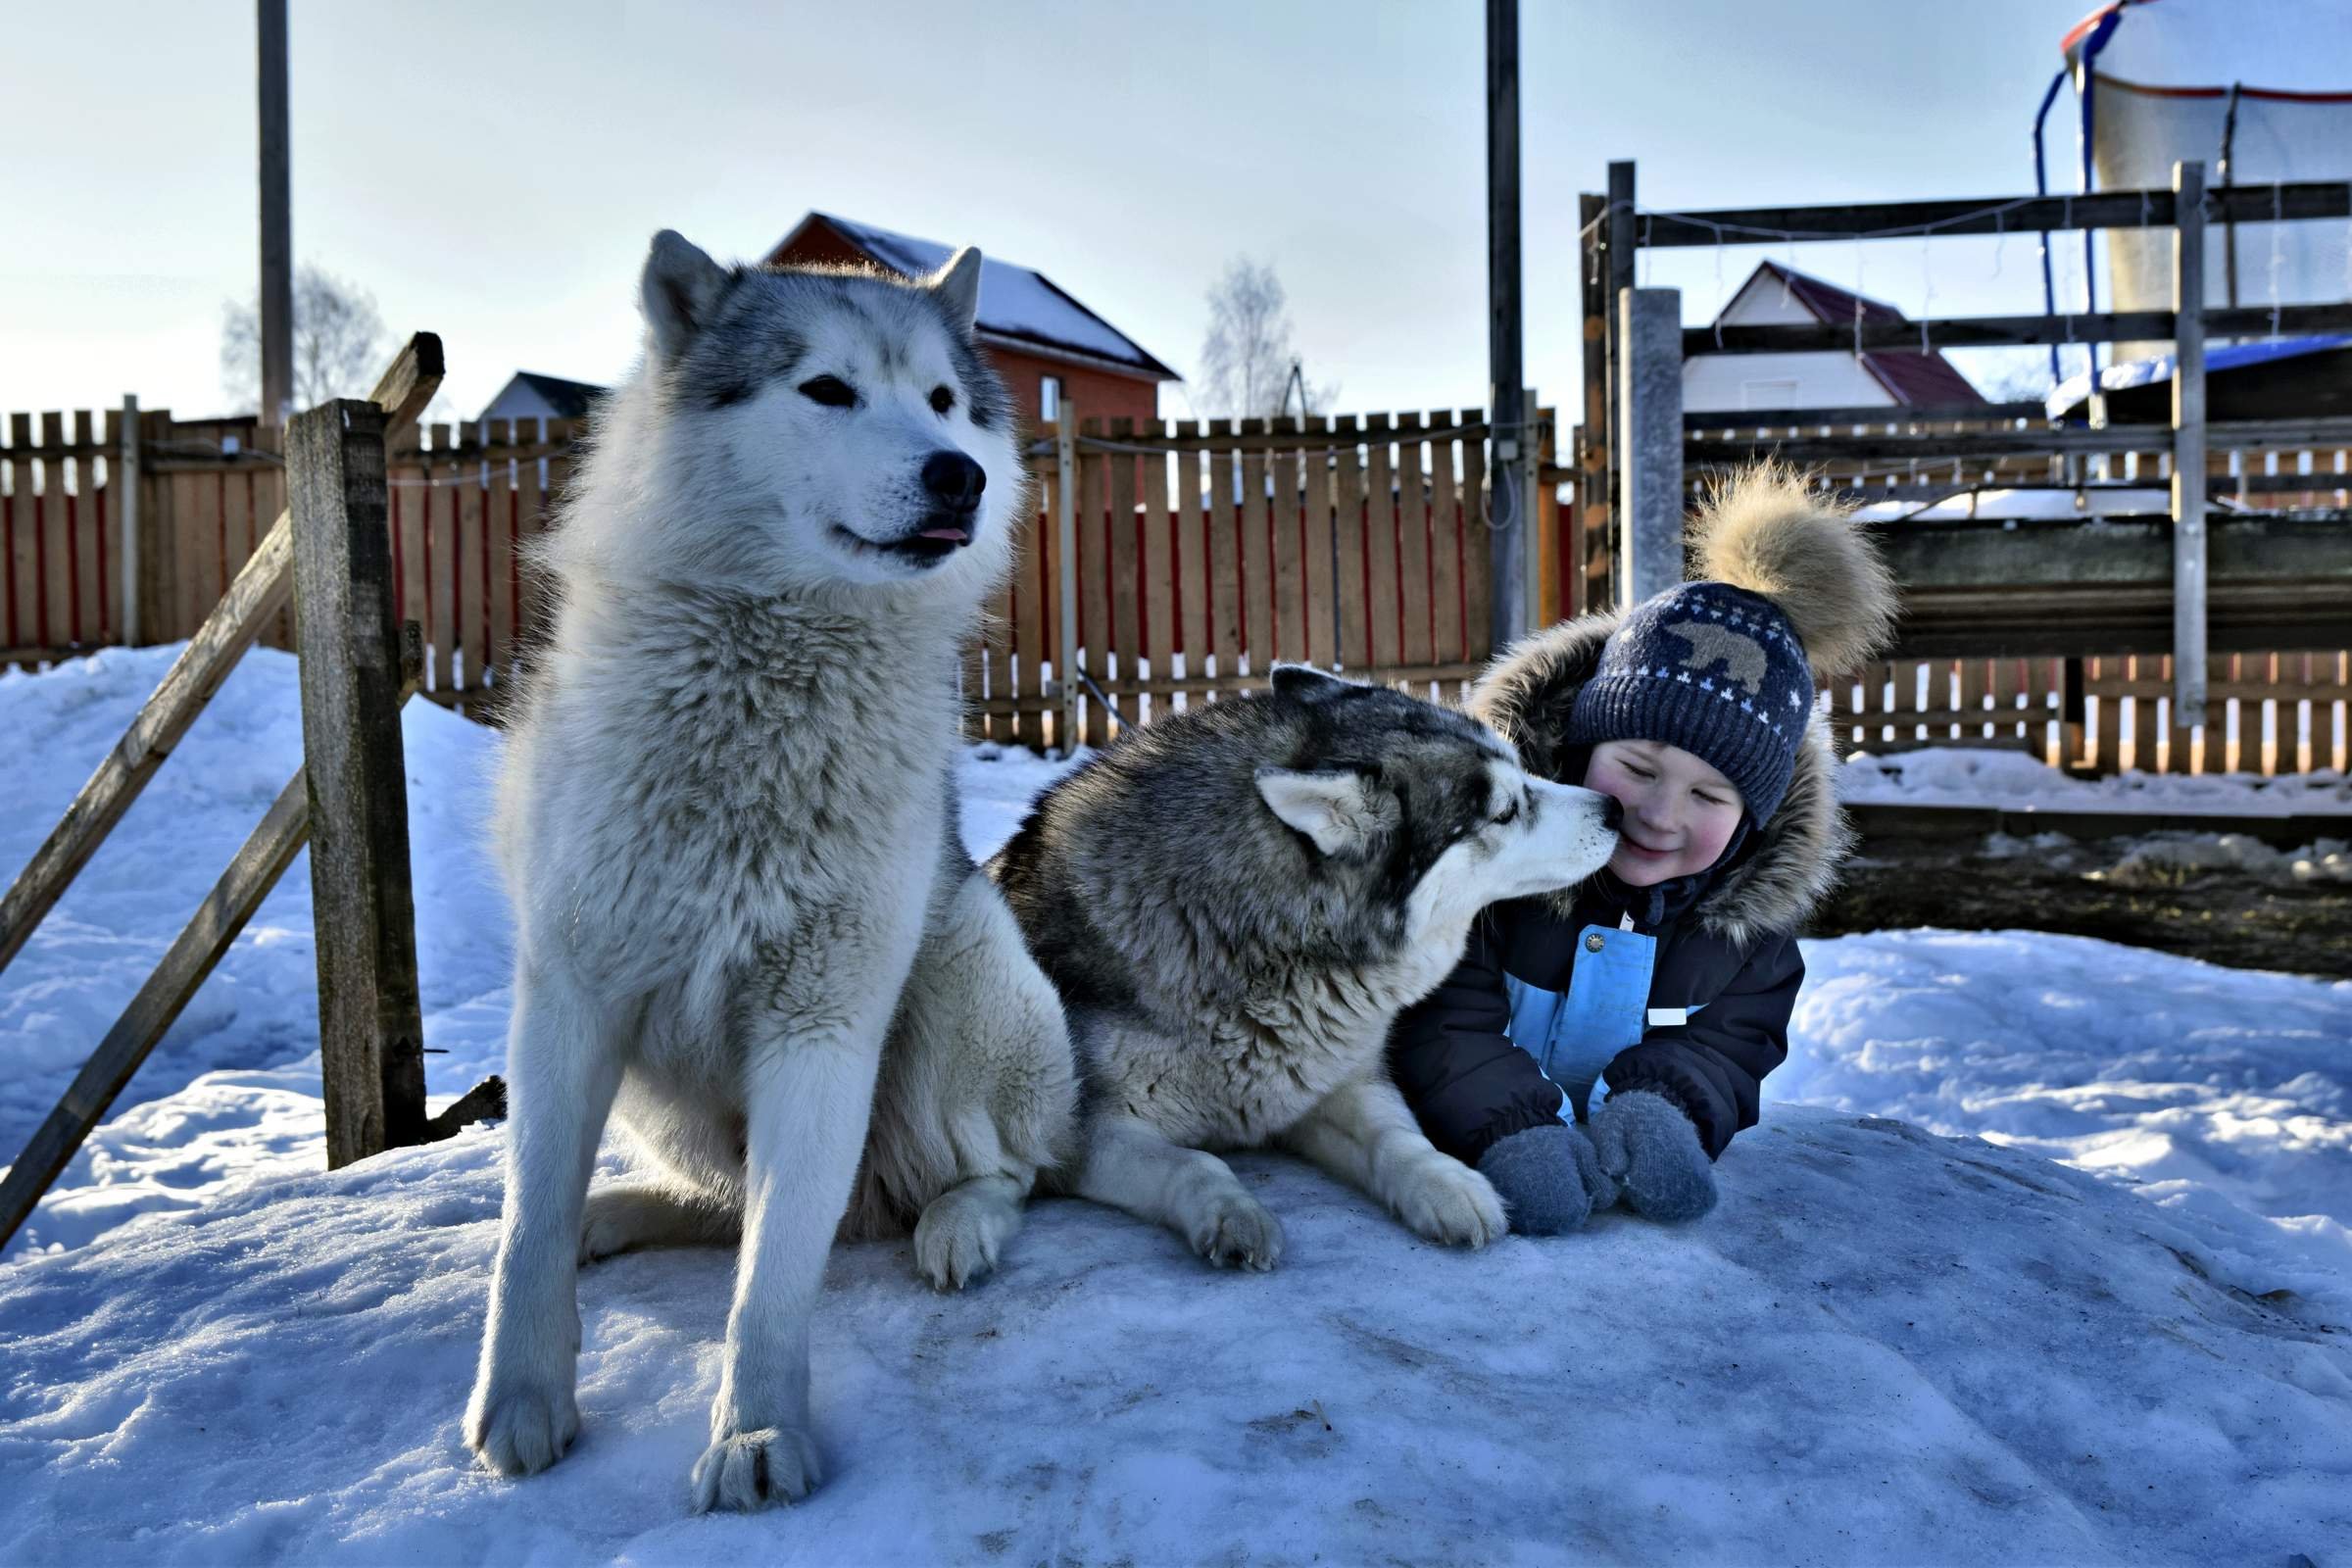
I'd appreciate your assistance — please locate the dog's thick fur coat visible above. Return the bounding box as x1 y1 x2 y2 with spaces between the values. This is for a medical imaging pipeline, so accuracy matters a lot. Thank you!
989 668 1621 1267
465 232 1073 1512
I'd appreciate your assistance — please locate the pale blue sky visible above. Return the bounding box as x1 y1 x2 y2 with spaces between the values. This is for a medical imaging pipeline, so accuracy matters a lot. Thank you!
2 0 2102 424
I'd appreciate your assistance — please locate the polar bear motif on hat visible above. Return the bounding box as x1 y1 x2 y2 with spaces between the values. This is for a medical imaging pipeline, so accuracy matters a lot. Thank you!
1665 618 1768 698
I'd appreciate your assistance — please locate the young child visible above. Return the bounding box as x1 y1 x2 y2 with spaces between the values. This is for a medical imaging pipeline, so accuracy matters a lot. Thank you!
1388 467 1897 1234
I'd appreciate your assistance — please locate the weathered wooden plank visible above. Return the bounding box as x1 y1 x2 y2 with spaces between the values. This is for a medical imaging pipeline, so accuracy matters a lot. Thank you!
1683 302 2352 358
72 412 102 642
1053 415 1080 750
1106 419 1140 694
1078 427 1110 746
289 399 425 1166
0 767 311 1249
39 414 72 646
456 422 485 698
513 419 548 669
1639 179 2352 248
1240 420 1273 671
1332 416 1367 669
7 416 36 653
1429 415 1463 665
487 419 514 701
1396 413 1433 666
183 471 222 636
1205 420 1242 680
426 424 456 695
1301 416 1337 669
1365 415 1400 669
1141 423 1176 690
1173 423 1206 683
1269 416 1305 664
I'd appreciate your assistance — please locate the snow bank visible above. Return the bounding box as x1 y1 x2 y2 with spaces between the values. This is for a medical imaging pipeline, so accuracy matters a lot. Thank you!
2 1106 2346 1565
1838 746 2352 816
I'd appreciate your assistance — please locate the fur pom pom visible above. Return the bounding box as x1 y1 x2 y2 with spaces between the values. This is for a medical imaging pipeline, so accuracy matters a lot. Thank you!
1690 464 1898 677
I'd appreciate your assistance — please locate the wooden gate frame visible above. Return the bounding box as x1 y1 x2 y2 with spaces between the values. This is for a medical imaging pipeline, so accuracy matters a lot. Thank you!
0 334 504 1249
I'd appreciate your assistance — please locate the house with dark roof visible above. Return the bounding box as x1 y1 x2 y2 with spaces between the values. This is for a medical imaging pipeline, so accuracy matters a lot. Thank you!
1684 262 1985 414
764 213 1178 427
478 371 605 428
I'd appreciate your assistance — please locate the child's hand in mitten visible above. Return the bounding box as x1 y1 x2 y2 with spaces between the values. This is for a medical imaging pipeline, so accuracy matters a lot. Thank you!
1475 1123 1620 1236
1587 1091 1717 1221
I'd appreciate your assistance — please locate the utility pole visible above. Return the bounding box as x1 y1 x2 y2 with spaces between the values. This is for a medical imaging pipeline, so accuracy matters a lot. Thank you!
1486 0 1526 650
258 0 293 441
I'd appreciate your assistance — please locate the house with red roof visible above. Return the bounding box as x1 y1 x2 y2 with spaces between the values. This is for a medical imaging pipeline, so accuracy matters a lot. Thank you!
1684 261 1985 415
764 214 1178 430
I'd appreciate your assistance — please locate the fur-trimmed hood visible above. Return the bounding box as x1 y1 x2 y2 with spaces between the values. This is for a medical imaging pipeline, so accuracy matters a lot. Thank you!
1470 611 1851 949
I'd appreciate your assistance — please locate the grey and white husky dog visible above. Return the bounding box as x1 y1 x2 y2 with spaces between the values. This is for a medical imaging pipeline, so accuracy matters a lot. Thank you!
466 231 1074 1511
991 666 1622 1268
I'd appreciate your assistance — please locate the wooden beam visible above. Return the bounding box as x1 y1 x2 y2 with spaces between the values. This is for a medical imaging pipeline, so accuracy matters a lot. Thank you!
1685 302 2352 357
0 770 311 1250
256 0 292 434
1685 400 2046 430
2171 161 2209 727
1636 179 2352 247
288 399 426 1167
0 337 441 986
1486 0 1526 652
1685 414 2352 466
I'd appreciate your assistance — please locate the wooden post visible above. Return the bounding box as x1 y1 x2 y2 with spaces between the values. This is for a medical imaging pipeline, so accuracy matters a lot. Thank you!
1054 407 1081 755
1605 161 1637 608
2171 160 2208 726
256 0 293 437
118 394 141 647
1620 287 1686 605
288 400 425 1166
1577 191 1610 613
1486 0 1527 652
1521 388 1544 633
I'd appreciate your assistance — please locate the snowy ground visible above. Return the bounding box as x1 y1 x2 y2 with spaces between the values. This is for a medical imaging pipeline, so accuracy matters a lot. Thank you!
1838 745 2352 816
3 647 2349 1562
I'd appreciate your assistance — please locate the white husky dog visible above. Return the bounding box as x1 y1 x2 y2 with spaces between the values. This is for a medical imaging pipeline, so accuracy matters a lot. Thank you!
465 231 1073 1511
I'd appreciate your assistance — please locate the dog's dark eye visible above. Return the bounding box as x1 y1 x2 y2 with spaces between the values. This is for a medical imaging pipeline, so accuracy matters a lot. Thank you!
1494 801 1519 827
799 375 857 408
929 385 955 416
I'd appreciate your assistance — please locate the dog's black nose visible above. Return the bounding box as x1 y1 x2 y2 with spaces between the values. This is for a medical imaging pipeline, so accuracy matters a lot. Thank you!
1600 797 1624 831
922 451 986 511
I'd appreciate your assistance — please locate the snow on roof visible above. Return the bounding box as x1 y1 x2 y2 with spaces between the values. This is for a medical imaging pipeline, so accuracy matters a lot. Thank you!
793 213 1176 380
2046 333 2352 418
499 370 605 418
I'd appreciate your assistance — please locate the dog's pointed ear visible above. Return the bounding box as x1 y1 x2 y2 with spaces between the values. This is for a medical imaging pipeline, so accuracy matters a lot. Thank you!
1255 766 1392 858
1268 664 1357 705
641 230 732 360
931 246 984 335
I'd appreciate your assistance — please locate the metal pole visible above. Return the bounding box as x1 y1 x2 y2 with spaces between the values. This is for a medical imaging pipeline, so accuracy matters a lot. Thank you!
1486 0 1526 650
2170 160 2208 727
1619 288 1685 607
257 0 293 439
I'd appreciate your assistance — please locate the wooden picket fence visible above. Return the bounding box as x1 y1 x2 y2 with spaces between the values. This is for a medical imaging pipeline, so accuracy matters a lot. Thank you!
962 409 1578 750
1836 651 2352 776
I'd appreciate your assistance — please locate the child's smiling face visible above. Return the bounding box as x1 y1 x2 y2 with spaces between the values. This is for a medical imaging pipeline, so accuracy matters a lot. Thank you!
1583 739 1745 887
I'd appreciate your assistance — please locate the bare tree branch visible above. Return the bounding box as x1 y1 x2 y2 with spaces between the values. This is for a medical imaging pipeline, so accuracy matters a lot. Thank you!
1198 257 1338 419
220 265 387 415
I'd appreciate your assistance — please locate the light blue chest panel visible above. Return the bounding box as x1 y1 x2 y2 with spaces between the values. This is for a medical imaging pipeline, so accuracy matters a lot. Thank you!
1503 923 1695 1122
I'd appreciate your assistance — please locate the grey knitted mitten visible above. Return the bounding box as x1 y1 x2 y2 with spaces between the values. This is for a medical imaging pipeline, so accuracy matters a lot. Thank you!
1587 1090 1718 1222
1476 1122 1621 1236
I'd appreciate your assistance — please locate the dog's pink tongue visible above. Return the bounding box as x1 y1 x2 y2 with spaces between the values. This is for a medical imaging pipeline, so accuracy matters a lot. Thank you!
919 526 969 542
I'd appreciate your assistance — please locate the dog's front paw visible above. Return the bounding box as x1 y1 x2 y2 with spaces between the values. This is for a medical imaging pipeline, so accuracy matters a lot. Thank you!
466 1375 579 1478
690 1424 823 1512
1188 1192 1285 1271
913 1197 1002 1292
1391 1154 1507 1249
